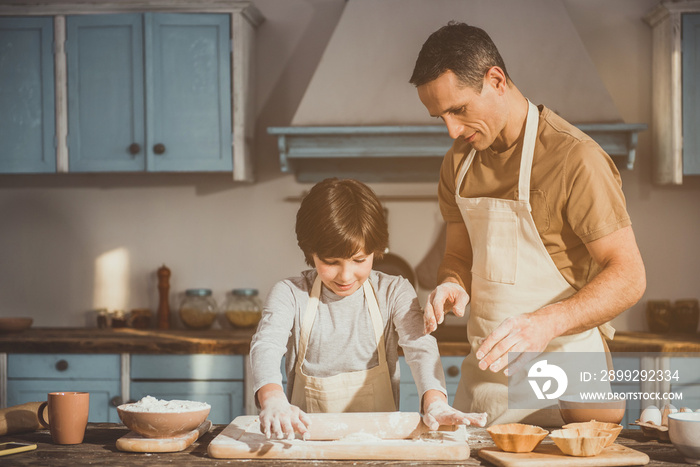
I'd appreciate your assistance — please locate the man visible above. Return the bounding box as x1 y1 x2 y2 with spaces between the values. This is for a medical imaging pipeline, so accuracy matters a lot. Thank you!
410 22 645 425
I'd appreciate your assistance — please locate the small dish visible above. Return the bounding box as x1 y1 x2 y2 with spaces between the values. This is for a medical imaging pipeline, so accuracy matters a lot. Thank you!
562 420 622 446
0 317 33 333
668 412 700 464
486 423 548 453
550 428 611 457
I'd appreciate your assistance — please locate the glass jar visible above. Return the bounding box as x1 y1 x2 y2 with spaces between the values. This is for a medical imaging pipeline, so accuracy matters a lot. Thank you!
130 308 152 329
670 299 700 334
646 300 672 333
111 310 128 328
96 309 110 328
179 289 218 329
223 288 262 328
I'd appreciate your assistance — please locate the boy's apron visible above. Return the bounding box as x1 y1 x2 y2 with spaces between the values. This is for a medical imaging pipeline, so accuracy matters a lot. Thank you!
452 100 614 426
291 275 397 413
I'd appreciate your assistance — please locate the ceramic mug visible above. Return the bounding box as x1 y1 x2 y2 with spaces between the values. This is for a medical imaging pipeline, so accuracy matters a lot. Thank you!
38 392 90 444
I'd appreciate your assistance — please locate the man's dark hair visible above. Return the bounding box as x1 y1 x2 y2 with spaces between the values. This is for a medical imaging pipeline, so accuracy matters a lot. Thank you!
410 21 510 90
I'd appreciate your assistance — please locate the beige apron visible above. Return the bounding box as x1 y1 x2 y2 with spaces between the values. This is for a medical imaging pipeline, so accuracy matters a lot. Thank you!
290 275 396 413
452 100 614 426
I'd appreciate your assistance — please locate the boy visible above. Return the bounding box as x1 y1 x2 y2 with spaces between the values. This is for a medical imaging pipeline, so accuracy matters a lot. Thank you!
250 178 486 439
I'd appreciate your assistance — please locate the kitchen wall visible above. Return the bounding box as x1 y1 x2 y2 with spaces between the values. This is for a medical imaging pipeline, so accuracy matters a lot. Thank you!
0 0 698 332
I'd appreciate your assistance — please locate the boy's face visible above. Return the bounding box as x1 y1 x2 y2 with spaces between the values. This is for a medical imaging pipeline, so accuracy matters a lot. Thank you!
312 251 374 297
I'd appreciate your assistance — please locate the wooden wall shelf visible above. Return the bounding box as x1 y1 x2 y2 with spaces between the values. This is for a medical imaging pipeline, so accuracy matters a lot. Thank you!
269 123 647 183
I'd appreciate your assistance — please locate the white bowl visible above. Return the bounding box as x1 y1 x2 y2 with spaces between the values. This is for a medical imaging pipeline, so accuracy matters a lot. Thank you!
668 412 700 464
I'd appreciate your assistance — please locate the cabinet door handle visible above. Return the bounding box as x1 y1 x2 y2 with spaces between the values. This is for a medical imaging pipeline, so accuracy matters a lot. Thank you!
153 143 166 155
110 396 123 407
55 359 69 372
447 365 460 377
128 143 141 155
111 397 136 407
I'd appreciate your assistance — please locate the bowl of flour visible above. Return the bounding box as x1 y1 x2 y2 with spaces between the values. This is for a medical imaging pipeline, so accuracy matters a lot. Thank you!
117 395 211 438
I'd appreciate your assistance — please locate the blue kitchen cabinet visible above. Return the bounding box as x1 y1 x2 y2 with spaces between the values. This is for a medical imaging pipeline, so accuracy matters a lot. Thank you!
6 354 121 422
146 13 232 172
130 354 244 425
683 13 700 175
669 357 700 409
66 14 145 172
0 17 55 173
647 6 700 182
66 13 232 172
399 356 462 412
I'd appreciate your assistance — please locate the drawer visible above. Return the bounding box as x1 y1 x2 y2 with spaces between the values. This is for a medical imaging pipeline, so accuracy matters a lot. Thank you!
8 354 120 380
8 379 120 423
131 354 244 380
671 357 700 384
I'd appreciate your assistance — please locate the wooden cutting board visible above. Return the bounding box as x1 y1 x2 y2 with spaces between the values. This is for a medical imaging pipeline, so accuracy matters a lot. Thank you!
116 420 211 453
479 443 650 466
208 413 470 460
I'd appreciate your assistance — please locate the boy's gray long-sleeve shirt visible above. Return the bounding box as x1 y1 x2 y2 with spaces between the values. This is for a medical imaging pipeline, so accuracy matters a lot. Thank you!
250 269 447 409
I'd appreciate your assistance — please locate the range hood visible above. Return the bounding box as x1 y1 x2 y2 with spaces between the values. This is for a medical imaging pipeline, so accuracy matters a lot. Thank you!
269 124 646 183
269 0 646 183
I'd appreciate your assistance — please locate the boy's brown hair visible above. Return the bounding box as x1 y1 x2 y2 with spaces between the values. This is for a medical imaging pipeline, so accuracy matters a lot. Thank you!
296 178 388 267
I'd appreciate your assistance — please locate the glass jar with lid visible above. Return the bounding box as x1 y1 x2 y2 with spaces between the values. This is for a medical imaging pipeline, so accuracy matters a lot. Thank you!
179 289 218 329
223 288 262 328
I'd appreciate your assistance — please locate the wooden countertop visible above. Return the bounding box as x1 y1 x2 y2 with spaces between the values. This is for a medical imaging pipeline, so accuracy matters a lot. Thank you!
0 326 472 355
1 423 691 466
1 327 699 355
603 331 700 354
0 328 256 355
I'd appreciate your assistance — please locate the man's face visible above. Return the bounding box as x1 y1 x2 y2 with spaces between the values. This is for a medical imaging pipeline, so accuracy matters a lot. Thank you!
417 70 507 151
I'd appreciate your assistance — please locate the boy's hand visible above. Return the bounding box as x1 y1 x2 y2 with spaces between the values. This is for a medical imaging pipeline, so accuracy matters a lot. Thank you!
258 389 311 440
422 400 487 430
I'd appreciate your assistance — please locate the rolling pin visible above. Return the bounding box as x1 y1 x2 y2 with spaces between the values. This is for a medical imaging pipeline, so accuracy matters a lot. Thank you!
0 402 44 436
302 412 457 440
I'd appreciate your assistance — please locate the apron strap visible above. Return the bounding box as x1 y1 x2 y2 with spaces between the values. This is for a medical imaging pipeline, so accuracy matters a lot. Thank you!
363 280 388 365
297 275 323 367
517 100 539 203
455 148 476 198
454 99 539 203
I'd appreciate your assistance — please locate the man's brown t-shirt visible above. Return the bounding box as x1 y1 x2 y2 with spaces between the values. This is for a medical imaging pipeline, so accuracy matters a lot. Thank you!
438 105 631 290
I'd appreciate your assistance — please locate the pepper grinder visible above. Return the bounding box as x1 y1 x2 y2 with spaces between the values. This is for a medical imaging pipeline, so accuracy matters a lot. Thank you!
157 265 171 329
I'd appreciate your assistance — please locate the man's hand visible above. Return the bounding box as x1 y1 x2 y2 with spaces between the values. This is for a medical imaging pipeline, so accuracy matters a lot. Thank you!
424 282 470 334
475 312 555 376
257 385 311 440
422 400 487 430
